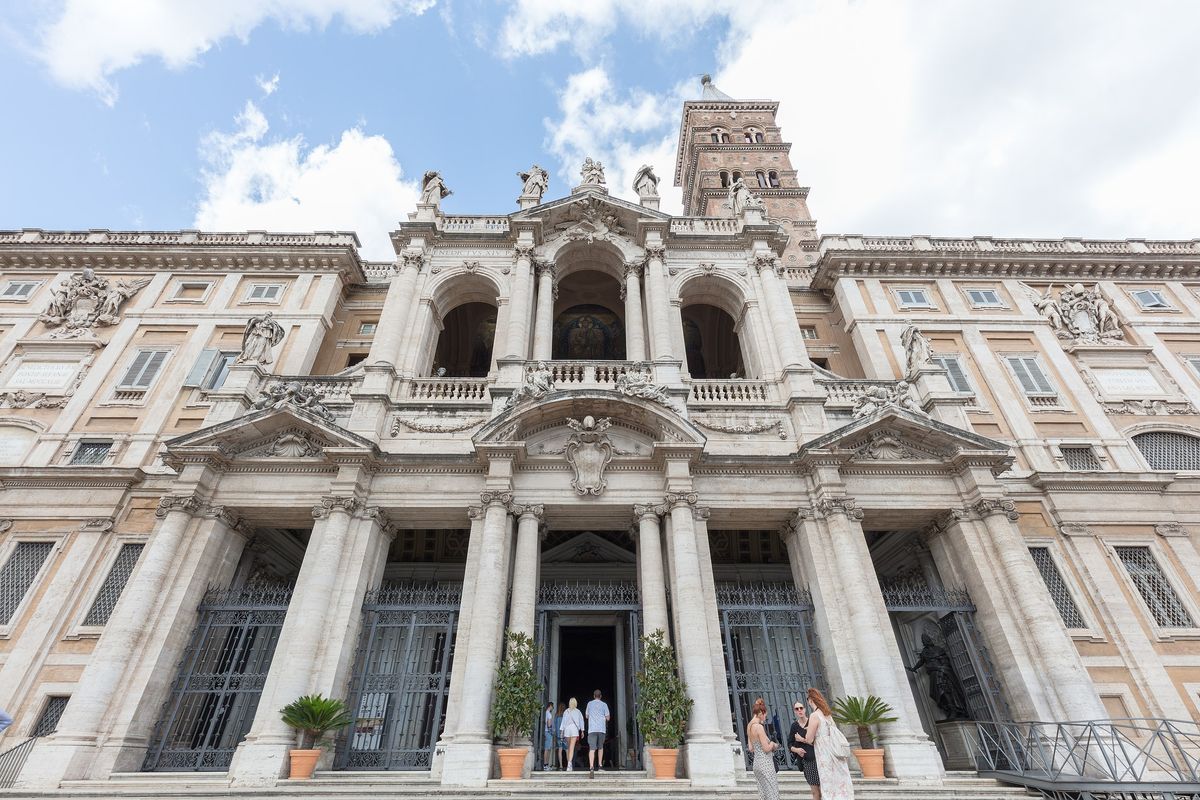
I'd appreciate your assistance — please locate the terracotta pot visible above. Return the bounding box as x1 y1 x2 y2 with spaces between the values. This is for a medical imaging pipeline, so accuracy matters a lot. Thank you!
287 748 321 780
496 746 528 780
852 747 885 779
648 747 679 780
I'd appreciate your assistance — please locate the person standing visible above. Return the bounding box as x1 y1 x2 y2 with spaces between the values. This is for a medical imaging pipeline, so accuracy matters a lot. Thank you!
0 707 12 736
584 689 610 778
555 702 568 770
542 702 556 770
789 699 821 799
747 697 781 800
560 698 585 772
802 687 855 799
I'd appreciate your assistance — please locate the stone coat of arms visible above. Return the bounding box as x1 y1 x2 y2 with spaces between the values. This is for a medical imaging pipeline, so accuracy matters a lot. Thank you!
564 416 613 496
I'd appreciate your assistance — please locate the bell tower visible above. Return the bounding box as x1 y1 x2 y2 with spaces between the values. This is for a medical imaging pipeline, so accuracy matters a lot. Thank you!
674 76 817 254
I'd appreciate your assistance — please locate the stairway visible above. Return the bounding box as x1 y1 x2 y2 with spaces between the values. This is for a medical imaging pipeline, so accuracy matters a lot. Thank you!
13 771 1036 799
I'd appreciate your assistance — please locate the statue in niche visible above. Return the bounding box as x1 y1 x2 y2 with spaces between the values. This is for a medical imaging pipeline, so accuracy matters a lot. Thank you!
907 633 970 719
517 164 549 202
419 170 452 207
580 157 606 186
564 416 613 496
726 176 764 217
237 311 285 366
632 164 660 198
900 323 934 377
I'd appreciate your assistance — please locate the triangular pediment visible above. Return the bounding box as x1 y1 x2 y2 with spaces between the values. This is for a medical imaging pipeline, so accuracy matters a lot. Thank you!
514 188 671 224
542 531 637 564
799 406 1013 473
163 406 379 469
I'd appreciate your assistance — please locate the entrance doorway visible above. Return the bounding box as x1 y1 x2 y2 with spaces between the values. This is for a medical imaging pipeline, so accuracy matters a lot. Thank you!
557 625 617 769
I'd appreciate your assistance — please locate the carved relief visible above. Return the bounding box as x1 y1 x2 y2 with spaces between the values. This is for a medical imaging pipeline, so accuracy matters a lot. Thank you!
852 381 920 418
565 416 614 496
39 268 150 339
1021 283 1124 344
615 368 676 410
390 416 486 436
556 197 625 245
850 430 921 461
268 431 322 458
504 361 555 408
251 381 335 422
692 416 787 438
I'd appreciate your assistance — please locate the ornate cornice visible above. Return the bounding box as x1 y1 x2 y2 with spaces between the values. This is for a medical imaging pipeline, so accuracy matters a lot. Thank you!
815 497 864 520
312 495 362 519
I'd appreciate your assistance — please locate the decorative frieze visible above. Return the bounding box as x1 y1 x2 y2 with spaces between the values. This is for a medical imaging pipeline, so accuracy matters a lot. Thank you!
390 416 486 435
692 416 787 438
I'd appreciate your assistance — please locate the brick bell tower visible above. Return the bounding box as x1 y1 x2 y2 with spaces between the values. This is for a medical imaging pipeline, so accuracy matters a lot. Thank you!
674 75 819 258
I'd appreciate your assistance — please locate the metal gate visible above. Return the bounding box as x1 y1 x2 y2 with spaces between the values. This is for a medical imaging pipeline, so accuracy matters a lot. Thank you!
718 583 825 770
336 583 460 770
143 584 292 771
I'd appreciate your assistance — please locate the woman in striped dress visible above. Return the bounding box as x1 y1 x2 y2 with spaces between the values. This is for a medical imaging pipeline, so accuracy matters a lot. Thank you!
746 697 781 800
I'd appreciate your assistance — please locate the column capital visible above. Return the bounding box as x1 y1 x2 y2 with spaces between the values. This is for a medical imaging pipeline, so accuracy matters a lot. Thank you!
923 509 971 540
642 243 666 262
480 490 513 508
750 252 781 276
363 506 400 539
514 242 536 259
467 505 484 520
634 502 667 519
972 497 1019 521
510 502 545 521
663 491 699 509
201 504 255 536
312 495 361 519
534 258 556 278
814 496 864 520
400 250 425 272
692 505 711 522
624 259 644 278
155 493 203 518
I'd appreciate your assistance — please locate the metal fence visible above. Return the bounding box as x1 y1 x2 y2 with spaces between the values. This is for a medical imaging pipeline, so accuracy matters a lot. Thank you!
0 737 38 789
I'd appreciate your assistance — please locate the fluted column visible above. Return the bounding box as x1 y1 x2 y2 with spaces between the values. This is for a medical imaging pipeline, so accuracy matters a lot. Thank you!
642 244 674 359
634 504 669 637
531 261 556 361
623 262 647 362
368 251 423 367
751 253 804 369
504 244 534 359
508 504 544 640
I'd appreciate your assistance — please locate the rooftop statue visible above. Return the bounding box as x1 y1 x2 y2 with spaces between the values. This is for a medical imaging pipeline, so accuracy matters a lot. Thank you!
580 157 606 186
517 164 549 202
632 164 660 198
419 170 452 208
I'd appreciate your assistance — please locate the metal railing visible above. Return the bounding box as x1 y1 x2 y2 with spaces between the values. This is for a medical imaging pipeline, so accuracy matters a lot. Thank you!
976 718 1200 798
0 736 38 789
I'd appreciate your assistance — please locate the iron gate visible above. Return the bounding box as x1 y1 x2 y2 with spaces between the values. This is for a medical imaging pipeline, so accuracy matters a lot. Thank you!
718 582 825 770
535 581 644 771
336 583 460 770
143 583 292 771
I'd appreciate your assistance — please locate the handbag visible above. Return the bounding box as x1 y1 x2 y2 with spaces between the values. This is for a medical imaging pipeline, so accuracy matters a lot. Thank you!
825 717 852 760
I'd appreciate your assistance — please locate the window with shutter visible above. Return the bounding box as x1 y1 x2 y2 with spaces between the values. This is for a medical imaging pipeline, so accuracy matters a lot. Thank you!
0 541 55 625
1028 547 1087 629
896 289 932 308
1006 356 1055 395
1 281 39 299
84 543 145 625
1114 546 1195 628
246 284 282 302
1130 289 1170 309
932 355 972 393
966 288 1003 307
118 349 169 389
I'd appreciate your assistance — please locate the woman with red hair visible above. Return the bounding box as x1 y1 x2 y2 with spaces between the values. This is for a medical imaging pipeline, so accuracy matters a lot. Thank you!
745 697 781 800
802 687 855 799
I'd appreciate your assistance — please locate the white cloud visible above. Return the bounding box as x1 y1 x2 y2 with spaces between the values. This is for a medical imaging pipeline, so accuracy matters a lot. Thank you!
520 0 1200 239
256 72 280 96
195 100 418 260
36 0 434 104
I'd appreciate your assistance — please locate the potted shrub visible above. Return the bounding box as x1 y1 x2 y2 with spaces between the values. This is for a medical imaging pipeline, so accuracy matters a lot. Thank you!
490 630 543 780
280 694 353 780
832 695 897 779
635 630 693 780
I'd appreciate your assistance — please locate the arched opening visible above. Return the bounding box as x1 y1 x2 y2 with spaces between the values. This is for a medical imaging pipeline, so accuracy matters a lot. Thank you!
756 171 768 188
719 170 730 188
768 170 780 188
681 304 744 379
732 170 742 183
552 270 625 360
433 301 497 376
1132 430 1200 471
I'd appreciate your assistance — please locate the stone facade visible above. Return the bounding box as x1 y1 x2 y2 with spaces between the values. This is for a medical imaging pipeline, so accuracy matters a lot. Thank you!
1 80 1200 792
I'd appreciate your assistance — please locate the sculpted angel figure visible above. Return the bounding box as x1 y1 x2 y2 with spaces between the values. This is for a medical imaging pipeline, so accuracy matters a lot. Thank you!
419 170 452 206
615 369 674 407
632 164 660 198
43 281 72 321
517 164 549 201
505 361 556 407
1027 284 1065 331
98 277 151 320
580 157 606 186
237 311 285 365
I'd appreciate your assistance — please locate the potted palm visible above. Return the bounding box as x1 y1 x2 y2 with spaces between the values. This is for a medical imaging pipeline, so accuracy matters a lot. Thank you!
280 694 353 780
832 695 897 779
490 630 543 780
635 630 693 780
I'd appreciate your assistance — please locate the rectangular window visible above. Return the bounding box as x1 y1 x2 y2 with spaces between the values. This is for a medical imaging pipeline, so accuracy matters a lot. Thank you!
118 349 170 389
1130 289 1171 309
0 541 55 625
245 283 283 303
965 288 1004 308
1060 445 1102 471
1028 547 1087 629
359 321 378 335
896 288 933 308
1 281 40 300
83 543 145 625
170 281 213 302
33 696 69 736
1005 356 1055 395
932 355 972 393
799 325 819 340
1114 546 1196 628
1187 356 1200 378
204 352 237 390
70 440 112 465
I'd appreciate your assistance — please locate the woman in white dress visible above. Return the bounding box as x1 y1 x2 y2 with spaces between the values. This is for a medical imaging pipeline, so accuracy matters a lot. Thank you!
746 697 781 800
559 697 585 771
802 687 855 800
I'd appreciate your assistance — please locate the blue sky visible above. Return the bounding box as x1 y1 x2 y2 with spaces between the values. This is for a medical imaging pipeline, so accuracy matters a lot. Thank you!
2 1 1200 259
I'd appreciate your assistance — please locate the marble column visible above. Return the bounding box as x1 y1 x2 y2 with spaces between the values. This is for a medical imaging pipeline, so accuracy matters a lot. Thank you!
504 244 534 359
642 244 674 360
663 492 736 787
441 491 514 786
623 262 647 362
367 251 422 367
634 504 669 637
508 504 544 640
531 261 556 361
752 253 805 369
690 508 739 752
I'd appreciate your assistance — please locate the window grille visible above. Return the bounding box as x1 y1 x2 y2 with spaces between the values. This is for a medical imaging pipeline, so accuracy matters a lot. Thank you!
83 543 145 625
70 440 112 465
0 541 54 625
1006 356 1055 395
932 355 973 393
1028 547 1086 628
1060 445 1102 471
1130 289 1170 309
1114 546 1195 628
33 696 69 736
118 349 169 389
1132 431 1200 471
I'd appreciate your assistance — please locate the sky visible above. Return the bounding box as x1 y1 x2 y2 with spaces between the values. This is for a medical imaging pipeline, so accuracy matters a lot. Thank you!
1 1 1199 261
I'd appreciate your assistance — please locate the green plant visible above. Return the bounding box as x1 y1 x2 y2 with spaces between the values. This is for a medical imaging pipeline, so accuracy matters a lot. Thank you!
280 694 353 749
635 630 693 748
833 695 897 749
490 630 544 747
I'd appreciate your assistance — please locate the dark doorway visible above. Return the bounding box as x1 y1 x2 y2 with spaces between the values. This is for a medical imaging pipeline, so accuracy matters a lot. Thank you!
557 625 617 769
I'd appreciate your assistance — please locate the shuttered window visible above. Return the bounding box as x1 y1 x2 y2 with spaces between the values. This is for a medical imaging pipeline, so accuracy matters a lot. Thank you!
1 281 39 299
83 543 145 625
246 283 282 302
966 288 1003 307
1006 356 1055 395
118 349 169 389
896 289 932 308
932 355 972 393
0 542 55 625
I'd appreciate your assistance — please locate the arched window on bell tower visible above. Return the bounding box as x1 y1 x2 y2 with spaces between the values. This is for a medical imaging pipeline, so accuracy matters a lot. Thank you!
756 171 768 188
719 171 730 188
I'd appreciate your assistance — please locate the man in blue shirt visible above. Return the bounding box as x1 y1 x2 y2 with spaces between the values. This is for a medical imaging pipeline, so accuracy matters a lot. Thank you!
584 689 610 778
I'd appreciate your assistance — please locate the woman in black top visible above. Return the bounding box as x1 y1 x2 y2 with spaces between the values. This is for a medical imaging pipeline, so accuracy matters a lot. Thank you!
788 699 821 798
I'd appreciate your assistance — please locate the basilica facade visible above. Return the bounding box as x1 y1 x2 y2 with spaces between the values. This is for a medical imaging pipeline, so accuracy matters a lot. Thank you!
1 78 1199 791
